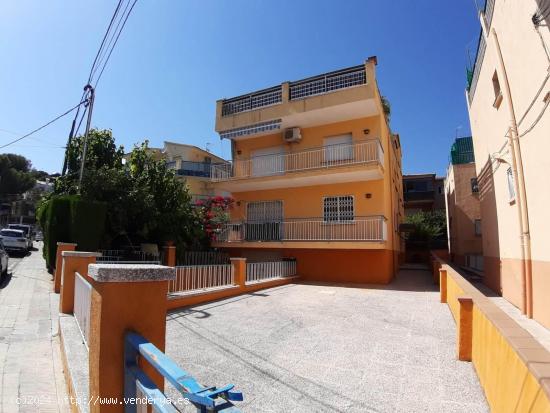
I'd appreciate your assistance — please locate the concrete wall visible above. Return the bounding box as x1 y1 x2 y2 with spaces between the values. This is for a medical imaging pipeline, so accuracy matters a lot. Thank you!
445 163 483 265
467 0 550 328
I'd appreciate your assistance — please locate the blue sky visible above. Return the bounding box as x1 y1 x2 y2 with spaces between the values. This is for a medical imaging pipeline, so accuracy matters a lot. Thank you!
0 0 481 175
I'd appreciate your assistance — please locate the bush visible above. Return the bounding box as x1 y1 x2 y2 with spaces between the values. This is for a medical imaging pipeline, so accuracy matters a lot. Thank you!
69 196 107 252
39 195 106 270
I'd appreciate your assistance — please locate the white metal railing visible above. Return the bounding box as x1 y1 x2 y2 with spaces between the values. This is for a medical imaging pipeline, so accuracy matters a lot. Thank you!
465 254 484 272
217 216 387 243
222 86 283 116
168 265 234 294
290 66 366 100
246 260 297 283
74 272 92 349
211 139 383 181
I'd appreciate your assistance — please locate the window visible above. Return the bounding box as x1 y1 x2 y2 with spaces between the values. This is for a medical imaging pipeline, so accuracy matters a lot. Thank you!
492 71 503 108
506 167 516 202
471 177 479 193
324 134 353 162
323 196 354 222
474 219 482 236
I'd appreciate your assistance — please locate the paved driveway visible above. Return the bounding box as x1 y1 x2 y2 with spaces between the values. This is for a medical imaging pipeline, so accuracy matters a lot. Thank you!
165 269 488 412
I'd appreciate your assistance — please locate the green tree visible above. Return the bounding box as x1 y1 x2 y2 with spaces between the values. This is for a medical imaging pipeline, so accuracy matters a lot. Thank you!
405 210 447 247
52 132 198 249
0 154 36 196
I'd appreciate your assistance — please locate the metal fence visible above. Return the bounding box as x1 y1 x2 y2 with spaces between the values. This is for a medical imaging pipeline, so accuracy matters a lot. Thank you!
217 216 387 243
211 139 383 181
74 272 92 348
169 265 234 294
222 86 283 116
178 250 230 266
97 249 162 264
290 65 366 100
246 260 297 283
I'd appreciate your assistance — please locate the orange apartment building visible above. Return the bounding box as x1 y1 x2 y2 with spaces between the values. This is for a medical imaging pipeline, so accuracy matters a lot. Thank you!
210 58 405 283
467 0 550 327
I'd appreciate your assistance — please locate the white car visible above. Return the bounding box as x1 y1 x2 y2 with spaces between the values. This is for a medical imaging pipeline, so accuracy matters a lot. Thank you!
7 224 33 250
0 229 28 254
0 240 8 277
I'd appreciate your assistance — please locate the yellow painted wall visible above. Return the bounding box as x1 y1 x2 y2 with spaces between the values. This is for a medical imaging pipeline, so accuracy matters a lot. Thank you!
234 117 381 160
229 114 402 254
472 306 550 412
439 259 550 413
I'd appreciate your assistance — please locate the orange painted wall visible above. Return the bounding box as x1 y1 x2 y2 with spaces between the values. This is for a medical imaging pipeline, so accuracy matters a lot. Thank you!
234 117 382 160
231 181 385 220
225 248 395 284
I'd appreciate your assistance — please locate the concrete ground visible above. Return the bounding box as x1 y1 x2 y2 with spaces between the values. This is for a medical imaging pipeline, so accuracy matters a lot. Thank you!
0 244 69 413
166 269 488 412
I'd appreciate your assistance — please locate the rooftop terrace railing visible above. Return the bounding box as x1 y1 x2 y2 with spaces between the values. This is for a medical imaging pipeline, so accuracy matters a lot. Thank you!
221 86 283 116
289 65 366 100
211 139 383 182
220 65 367 116
216 215 387 243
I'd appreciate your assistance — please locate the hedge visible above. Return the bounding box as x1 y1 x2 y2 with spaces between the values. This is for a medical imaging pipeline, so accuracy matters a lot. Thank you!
39 195 106 270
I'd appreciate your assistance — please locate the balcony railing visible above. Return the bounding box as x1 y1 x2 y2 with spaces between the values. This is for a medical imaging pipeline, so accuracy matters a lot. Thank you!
215 216 387 243
220 65 367 116
211 139 383 182
175 161 219 178
467 0 494 103
221 86 283 116
289 65 366 100
404 191 435 202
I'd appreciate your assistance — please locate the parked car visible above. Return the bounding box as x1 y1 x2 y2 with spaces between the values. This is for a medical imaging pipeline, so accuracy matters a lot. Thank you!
35 231 43 241
0 229 28 254
0 240 8 277
7 224 33 250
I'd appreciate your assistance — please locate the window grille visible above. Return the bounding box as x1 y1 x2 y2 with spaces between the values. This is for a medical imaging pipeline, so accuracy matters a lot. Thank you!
323 196 354 222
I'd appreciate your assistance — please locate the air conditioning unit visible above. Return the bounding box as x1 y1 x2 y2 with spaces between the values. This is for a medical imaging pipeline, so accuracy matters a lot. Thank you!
284 127 302 143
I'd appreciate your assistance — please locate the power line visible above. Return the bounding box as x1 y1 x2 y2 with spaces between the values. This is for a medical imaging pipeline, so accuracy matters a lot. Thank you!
0 100 87 150
93 0 138 88
87 0 125 84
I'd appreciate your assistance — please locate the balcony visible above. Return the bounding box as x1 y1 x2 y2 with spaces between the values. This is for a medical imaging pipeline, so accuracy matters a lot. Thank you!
215 215 387 246
216 60 379 139
404 191 435 203
211 139 384 191
169 161 226 178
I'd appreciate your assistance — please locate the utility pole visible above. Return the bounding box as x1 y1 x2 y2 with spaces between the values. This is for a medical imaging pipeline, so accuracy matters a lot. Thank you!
78 84 95 191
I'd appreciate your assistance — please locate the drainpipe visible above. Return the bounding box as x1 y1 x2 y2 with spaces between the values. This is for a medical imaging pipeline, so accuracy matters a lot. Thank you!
491 28 533 317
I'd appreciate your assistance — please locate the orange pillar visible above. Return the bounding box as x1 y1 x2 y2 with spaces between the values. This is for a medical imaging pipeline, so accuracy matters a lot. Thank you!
231 257 247 289
163 245 176 267
457 296 474 361
440 268 448 304
59 251 101 314
54 242 77 293
87 264 175 413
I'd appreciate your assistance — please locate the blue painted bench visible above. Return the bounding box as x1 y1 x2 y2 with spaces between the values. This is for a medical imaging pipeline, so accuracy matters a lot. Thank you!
124 332 243 412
